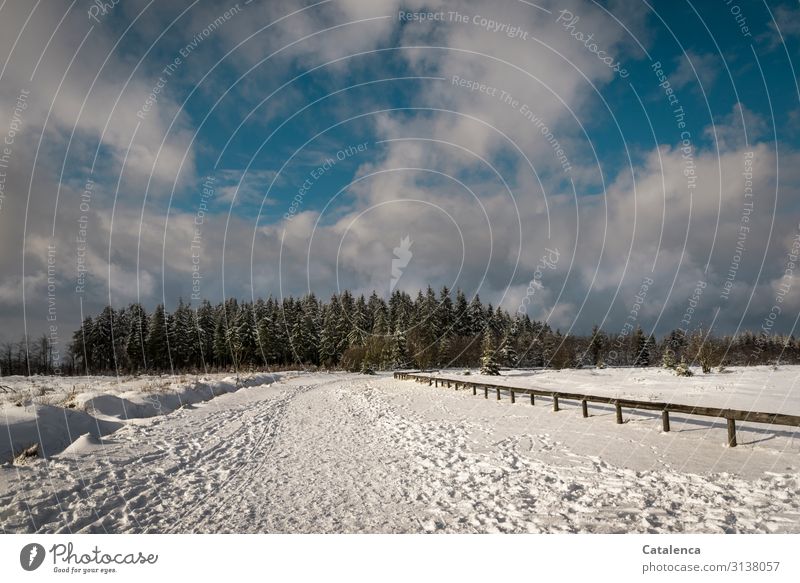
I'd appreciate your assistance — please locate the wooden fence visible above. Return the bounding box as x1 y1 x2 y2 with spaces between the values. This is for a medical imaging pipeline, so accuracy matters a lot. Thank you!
393 372 800 447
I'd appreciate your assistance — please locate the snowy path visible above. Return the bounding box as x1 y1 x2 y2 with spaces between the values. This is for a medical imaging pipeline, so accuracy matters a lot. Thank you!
1 373 799 533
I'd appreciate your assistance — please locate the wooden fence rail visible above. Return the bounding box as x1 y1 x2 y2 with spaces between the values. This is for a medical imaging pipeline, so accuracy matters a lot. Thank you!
393 372 800 448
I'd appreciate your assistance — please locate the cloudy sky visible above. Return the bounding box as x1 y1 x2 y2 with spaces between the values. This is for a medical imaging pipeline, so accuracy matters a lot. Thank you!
1 0 799 344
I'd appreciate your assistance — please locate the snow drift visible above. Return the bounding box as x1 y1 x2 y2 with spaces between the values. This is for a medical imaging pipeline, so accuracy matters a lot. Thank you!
0 372 281 463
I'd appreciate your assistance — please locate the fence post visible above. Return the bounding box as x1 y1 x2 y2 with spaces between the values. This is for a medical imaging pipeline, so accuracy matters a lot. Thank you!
484 386 488 399
727 418 737 447
472 384 476 396
581 400 588 418
530 393 535 406
510 390 515 404
553 394 559 412
496 387 501 401
615 401 623 424
662 411 670 432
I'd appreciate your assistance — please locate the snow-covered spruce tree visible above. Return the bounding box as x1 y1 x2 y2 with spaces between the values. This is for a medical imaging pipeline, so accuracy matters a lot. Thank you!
169 298 196 370
407 288 438 369
664 329 687 362
319 305 339 368
391 328 409 369
646 336 657 365
453 289 470 336
212 306 231 369
367 291 388 334
125 303 149 372
539 324 555 366
234 305 259 369
468 295 485 336
195 299 217 369
372 307 388 336
69 316 94 374
89 305 117 372
147 304 170 371
633 326 651 367
288 302 306 365
303 295 322 364
336 299 350 355
662 349 677 369
490 304 508 336
287 295 321 366
437 333 451 368
257 297 283 365
388 289 404 333
589 324 607 366
549 330 573 370
422 286 439 329
437 286 454 334
368 309 393 370
346 295 369 348
480 328 501 375
114 307 131 370
500 324 519 368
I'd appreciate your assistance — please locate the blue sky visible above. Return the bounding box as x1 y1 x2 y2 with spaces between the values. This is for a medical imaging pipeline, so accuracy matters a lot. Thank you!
1 0 800 341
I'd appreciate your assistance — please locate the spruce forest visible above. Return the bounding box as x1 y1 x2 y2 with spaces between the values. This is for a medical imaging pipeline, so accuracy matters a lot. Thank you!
1 286 798 376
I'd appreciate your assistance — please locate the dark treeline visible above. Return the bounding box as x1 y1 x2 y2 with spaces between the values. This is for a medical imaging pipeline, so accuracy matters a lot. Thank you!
1 286 799 376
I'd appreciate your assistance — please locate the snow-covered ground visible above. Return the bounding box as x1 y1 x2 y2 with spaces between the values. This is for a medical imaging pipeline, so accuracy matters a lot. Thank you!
0 372 284 463
1 368 799 533
429 365 800 414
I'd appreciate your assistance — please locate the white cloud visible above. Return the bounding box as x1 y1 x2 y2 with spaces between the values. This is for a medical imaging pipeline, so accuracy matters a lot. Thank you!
671 50 720 91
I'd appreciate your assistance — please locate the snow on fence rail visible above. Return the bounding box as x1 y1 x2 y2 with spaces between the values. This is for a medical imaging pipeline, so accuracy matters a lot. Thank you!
393 372 800 448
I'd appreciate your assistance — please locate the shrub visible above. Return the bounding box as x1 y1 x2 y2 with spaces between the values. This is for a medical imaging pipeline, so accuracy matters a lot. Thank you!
479 330 501 376
341 345 367 372
675 357 693 377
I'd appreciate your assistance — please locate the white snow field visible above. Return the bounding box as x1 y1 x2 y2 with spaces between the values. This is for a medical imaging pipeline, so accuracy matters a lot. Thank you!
1 367 800 533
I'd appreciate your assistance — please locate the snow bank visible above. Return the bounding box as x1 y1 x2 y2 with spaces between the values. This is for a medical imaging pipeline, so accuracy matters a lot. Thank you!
76 373 279 420
58 433 107 456
0 372 281 463
1 405 121 462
